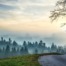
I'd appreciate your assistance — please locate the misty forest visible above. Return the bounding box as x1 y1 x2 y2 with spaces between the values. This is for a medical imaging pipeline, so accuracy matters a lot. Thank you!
1 0 66 66
0 37 66 58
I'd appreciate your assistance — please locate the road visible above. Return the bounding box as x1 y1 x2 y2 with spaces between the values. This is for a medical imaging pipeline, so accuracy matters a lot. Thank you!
38 55 66 66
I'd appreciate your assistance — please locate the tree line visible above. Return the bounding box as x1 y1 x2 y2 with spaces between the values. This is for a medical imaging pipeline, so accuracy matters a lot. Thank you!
0 37 66 58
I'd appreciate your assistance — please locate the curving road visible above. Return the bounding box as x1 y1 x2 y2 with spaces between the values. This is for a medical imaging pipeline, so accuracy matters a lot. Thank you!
38 55 66 66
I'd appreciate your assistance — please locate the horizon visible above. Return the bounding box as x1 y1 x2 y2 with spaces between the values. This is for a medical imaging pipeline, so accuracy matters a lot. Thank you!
0 0 66 46
0 36 65 47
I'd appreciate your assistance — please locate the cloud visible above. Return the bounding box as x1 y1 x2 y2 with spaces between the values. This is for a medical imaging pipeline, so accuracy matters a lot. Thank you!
0 29 66 46
0 0 57 19
44 32 66 46
0 0 66 46
0 0 17 3
0 4 16 11
23 5 54 16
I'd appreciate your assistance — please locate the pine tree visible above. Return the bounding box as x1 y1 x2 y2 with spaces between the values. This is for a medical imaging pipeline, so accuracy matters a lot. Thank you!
5 45 10 53
35 49 38 54
9 38 12 44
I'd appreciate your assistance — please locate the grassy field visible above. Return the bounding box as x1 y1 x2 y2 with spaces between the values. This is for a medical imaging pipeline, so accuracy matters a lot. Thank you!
0 53 61 66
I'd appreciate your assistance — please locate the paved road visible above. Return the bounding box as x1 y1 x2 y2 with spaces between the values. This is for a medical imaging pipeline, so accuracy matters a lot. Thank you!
38 55 66 66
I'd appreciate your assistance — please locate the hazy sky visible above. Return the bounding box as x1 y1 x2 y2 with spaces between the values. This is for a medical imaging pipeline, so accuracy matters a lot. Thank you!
0 0 66 46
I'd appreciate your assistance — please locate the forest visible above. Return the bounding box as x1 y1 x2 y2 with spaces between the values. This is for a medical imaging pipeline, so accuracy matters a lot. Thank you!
0 37 66 58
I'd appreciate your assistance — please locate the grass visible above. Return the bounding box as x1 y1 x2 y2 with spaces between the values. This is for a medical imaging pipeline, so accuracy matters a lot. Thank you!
0 53 61 66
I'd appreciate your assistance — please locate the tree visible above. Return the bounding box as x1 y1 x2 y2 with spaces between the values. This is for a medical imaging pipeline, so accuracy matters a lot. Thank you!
34 41 38 48
13 41 17 46
51 43 57 52
57 46 64 54
2 47 5 52
28 41 33 48
50 0 66 26
23 41 27 47
0 48 2 52
34 49 38 54
39 40 43 46
20 47 24 54
5 45 10 52
1 37 3 42
12 47 16 52
9 38 12 44
24 46 28 54
42 43 46 48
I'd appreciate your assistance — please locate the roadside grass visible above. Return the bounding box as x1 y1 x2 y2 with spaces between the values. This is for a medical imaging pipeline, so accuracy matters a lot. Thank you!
0 53 61 66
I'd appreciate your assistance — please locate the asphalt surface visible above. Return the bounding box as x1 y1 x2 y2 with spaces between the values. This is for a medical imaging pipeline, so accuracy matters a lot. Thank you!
38 55 66 66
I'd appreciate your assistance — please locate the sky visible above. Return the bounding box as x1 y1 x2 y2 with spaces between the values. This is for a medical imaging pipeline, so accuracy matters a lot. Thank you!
0 0 66 46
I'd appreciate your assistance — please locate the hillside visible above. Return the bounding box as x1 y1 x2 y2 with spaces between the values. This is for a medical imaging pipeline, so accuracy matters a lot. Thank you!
0 53 61 66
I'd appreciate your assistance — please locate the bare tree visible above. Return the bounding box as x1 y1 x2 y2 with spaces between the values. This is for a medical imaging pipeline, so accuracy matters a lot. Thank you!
50 0 66 27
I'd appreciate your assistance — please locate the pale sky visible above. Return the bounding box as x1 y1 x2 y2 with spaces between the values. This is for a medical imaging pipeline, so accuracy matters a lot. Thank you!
0 0 66 46
0 0 60 32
